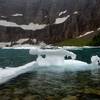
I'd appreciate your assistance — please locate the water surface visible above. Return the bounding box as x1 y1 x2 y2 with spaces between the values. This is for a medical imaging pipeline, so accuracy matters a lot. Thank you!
0 48 100 100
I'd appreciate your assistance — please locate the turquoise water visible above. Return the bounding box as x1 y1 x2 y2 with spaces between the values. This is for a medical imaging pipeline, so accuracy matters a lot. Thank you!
0 48 100 100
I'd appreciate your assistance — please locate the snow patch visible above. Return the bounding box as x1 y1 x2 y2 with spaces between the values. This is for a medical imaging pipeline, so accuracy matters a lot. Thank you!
59 10 67 16
44 16 47 18
97 27 100 31
12 13 23 17
77 31 94 38
0 20 19 27
1 16 7 18
0 20 46 31
16 38 29 44
73 11 78 14
0 42 11 48
55 15 70 24
20 23 46 31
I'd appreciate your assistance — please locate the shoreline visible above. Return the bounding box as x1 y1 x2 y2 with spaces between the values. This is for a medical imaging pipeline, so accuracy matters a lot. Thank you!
0 45 100 50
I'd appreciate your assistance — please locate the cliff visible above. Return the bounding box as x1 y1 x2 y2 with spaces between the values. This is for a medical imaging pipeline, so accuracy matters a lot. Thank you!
0 0 100 43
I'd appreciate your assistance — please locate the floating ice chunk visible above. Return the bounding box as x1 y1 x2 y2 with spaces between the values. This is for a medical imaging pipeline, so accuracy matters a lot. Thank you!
0 61 37 84
36 56 100 71
63 60 100 71
0 55 100 84
91 55 100 65
29 48 77 60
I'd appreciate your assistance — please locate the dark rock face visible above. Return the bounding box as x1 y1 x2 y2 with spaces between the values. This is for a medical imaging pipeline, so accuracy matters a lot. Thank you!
0 0 100 43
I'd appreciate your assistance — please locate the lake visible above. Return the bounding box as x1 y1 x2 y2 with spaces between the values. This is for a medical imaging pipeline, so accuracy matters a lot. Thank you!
0 47 100 100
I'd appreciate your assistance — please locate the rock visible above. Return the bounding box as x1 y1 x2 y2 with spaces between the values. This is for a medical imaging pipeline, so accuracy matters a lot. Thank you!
23 95 41 100
62 96 78 100
46 96 60 100
0 0 100 43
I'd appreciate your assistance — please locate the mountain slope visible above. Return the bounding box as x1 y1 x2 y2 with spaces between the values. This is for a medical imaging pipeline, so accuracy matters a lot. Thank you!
0 0 100 44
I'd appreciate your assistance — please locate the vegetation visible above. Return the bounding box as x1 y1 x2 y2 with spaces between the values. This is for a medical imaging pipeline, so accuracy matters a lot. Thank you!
58 39 91 46
89 32 100 46
58 31 100 46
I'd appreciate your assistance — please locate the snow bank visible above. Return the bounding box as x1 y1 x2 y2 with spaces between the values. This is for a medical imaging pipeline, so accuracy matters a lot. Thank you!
12 13 23 17
97 27 100 31
0 20 46 31
0 42 11 48
77 31 94 38
55 15 70 24
73 11 78 14
1 16 7 18
16 38 29 44
59 10 67 16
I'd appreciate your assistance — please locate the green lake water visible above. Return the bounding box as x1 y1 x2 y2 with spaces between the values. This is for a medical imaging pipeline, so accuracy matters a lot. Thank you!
0 48 100 100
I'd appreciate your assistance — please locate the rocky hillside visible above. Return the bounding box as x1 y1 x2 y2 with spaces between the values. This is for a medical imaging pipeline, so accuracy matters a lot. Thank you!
0 0 100 43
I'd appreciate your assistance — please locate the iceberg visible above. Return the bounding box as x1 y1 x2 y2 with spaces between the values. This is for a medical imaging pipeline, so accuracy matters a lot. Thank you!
0 48 100 85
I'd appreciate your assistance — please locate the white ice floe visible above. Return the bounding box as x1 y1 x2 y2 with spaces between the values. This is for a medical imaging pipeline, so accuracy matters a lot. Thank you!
12 13 23 17
59 10 67 16
29 48 77 60
0 48 100 84
33 51 100 72
0 20 46 31
77 31 94 38
0 61 37 84
55 15 70 24
91 55 100 65
0 56 99 84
